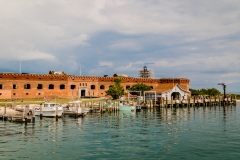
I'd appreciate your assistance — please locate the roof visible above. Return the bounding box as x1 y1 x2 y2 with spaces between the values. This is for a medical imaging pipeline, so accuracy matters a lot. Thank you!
152 83 189 93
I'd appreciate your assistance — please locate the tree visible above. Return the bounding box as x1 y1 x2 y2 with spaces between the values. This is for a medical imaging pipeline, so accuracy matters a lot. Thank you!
190 88 221 96
105 78 125 99
129 83 152 96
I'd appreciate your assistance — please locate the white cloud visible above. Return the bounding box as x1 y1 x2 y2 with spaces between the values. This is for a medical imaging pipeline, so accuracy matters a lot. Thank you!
98 61 113 67
19 50 56 61
109 40 141 51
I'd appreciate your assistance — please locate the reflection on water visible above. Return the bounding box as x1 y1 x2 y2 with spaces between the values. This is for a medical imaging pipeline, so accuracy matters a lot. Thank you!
0 104 240 159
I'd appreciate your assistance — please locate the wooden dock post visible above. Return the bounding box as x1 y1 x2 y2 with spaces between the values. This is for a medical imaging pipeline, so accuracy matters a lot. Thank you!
24 105 28 125
40 104 43 119
165 97 168 108
56 104 58 121
171 96 173 108
32 106 35 123
193 96 195 107
4 100 7 115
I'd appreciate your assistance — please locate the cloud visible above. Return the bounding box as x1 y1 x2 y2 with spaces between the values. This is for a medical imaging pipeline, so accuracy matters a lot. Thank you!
109 40 141 51
0 0 240 91
19 50 56 61
98 61 113 67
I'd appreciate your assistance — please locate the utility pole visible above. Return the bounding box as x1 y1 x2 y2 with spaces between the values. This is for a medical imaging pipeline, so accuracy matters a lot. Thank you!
218 83 226 101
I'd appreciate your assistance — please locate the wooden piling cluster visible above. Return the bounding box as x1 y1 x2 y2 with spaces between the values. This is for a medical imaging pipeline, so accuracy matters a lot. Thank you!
0 101 36 124
156 95 237 108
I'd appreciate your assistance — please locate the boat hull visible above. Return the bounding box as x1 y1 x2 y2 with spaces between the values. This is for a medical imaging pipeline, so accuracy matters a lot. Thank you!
35 108 63 117
119 105 134 111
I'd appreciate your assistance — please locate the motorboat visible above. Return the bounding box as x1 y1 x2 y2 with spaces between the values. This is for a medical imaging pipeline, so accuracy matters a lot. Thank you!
119 101 135 111
35 102 63 117
64 100 89 116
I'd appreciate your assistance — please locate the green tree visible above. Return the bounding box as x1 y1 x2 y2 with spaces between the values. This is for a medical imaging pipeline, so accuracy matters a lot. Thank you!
129 83 152 96
190 88 221 96
105 78 125 99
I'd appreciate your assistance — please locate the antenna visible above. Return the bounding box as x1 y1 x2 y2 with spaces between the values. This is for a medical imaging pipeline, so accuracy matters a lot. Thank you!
20 59 22 74
79 67 81 76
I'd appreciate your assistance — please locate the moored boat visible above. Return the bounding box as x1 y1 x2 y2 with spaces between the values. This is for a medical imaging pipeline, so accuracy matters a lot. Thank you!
35 102 63 117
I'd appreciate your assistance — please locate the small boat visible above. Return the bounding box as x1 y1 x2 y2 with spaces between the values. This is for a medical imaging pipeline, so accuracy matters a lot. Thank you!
64 100 89 116
119 101 135 111
35 102 63 117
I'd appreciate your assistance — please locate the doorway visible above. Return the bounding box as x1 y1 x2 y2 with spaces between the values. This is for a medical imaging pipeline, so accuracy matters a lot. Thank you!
171 92 180 99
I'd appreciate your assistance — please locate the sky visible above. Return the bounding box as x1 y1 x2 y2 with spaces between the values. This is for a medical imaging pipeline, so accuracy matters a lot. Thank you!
0 0 240 93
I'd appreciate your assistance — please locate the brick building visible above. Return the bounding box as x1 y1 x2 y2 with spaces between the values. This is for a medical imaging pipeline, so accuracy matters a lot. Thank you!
0 73 190 99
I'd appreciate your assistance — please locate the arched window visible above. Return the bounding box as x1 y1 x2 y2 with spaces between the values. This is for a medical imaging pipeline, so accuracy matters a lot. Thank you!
24 84 31 89
37 84 43 89
91 85 95 89
49 84 54 89
60 84 65 89
126 85 130 90
0 84 2 89
100 85 105 90
150 86 153 89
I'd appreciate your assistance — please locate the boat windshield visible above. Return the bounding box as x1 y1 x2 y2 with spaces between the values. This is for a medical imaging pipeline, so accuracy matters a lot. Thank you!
50 104 56 107
44 103 56 107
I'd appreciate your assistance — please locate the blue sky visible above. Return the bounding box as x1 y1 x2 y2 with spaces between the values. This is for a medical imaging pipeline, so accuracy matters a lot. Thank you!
0 0 240 92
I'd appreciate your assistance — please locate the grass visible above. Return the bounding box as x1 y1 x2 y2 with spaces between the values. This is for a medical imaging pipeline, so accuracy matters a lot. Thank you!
0 97 108 107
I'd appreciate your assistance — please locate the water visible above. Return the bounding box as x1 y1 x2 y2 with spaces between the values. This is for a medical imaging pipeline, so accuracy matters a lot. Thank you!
1 103 240 160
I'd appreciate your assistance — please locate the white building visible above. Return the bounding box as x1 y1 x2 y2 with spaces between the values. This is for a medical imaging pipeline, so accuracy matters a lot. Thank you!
138 66 154 78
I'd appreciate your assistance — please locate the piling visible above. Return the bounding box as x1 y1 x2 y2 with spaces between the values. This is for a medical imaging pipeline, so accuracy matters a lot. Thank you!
193 96 195 107
32 106 35 123
171 96 173 108
24 105 28 125
165 97 168 108
4 100 7 115
56 104 58 121
40 104 43 119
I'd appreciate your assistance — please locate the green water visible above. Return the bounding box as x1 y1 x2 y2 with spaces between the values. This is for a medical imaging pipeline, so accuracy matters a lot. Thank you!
1 103 240 160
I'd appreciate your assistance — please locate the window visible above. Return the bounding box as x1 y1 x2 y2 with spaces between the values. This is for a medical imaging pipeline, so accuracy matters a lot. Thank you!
37 84 43 89
0 93 2 95
38 93 41 95
13 84 16 89
109 85 113 89
91 85 95 89
49 84 54 89
126 85 130 90
71 85 76 89
0 84 2 89
150 86 153 89
24 84 31 89
100 85 105 90
13 93 16 95
60 84 65 89
26 93 29 95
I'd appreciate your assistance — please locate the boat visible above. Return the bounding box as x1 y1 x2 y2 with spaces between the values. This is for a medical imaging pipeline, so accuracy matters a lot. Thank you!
64 100 89 116
35 102 63 117
119 101 135 111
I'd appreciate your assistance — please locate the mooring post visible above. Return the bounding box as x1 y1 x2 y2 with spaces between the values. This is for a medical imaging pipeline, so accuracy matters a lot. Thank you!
24 105 28 125
56 104 58 121
171 96 173 108
32 106 35 123
193 96 195 107
165 96 168 108
4 100 7 115
40 104 43 119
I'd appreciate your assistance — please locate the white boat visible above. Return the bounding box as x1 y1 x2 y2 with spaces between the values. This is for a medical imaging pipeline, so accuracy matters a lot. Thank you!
35 102 63 117
64 100 89 116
